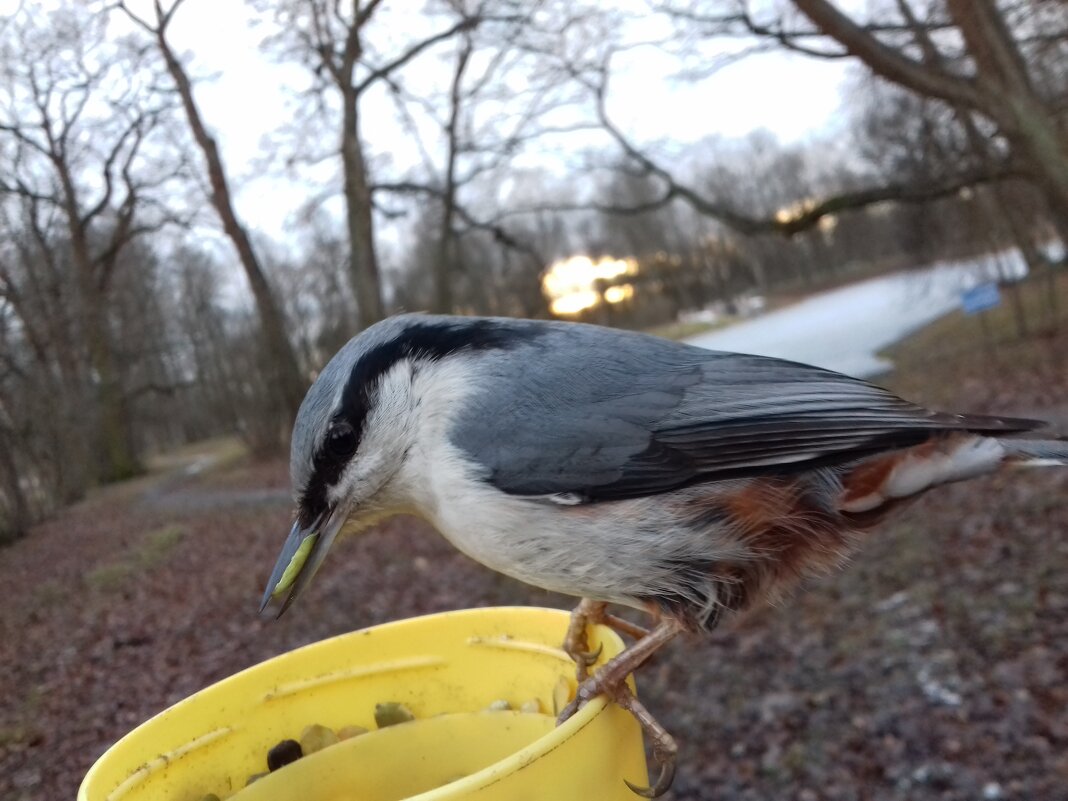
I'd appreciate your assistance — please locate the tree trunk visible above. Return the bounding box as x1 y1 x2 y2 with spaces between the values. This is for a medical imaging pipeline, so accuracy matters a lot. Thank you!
341 95 385 328
1003 103 1068 236
968 184 1029 338
0 424 31 542
56 156 141 482
156 28 306 423
998 189 1044 271
434 133 460 313
85 290 140 481
433 38 473 315
68 234 140 482
943 0 1068 249
434 222 456 314
796 0 1068 249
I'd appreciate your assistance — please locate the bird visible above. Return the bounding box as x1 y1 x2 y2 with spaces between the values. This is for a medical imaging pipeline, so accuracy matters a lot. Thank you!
260 313 1067 797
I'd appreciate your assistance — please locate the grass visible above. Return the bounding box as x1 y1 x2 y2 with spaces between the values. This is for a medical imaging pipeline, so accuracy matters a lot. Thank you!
140 523 186 565
880 269 1068 407
0 724 40 747
890 271 1065 356
2 685 45 747
30 579 67 608
84 523 187 592
84 562 135 592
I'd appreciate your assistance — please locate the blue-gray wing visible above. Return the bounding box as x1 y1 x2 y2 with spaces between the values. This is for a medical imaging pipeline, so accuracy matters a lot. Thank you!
449 321 1039 502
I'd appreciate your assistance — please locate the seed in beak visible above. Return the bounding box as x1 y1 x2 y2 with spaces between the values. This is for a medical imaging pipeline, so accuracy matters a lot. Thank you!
272 533 318 597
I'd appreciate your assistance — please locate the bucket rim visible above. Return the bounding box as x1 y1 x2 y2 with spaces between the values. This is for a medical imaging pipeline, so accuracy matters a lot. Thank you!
78 605 625 801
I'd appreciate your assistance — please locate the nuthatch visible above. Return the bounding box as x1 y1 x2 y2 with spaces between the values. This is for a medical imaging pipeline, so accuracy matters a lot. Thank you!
261 314 1067 796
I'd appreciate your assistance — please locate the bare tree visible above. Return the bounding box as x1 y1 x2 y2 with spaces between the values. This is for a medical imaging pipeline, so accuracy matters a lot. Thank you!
257 0 505 326
431 27 474 313
117 0 308 430
888 0 1059 326
649 0 1068 239
0 6 181 481
365 1 617 314
807 0 1066 229
261 214 359 368
256 0 593 324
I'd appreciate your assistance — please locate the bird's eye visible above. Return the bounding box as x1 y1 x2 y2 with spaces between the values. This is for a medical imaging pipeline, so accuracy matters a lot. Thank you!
326 423 357 459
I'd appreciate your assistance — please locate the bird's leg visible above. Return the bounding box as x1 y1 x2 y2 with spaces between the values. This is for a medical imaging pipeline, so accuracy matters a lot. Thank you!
558 617 684 722
558 618 684 797
602 612 650 641
611 684 678 799
562 598 607 683
563 600 653 682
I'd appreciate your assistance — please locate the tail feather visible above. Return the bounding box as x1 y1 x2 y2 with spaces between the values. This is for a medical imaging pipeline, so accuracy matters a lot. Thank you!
1001 438 1068 467
840 434 1066 514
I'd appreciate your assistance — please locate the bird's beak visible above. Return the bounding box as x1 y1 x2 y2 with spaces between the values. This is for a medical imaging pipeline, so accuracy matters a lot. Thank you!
259 504 347 618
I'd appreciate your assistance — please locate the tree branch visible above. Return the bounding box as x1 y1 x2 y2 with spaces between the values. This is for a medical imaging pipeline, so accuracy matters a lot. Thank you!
80 111 147 228
370 180 546 263
354 0 385 29
791 0 986 109
354 15 480 96
588 48 1025 236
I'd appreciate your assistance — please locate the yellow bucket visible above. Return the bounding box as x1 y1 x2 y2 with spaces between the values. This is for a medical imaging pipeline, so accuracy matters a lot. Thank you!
78 607 648 801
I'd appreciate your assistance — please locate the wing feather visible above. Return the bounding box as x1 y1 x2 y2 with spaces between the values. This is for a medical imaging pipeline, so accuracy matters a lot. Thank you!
450 321 1040 502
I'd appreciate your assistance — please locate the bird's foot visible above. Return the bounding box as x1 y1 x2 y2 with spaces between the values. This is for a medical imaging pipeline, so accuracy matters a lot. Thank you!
558 609 683 795
562 599 608 683
612 684 677 799
559 617 682 723
562 599 651 682
556 619 683 797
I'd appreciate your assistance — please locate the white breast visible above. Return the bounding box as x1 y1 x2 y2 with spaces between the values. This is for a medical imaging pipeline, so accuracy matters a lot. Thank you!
374 358 731 609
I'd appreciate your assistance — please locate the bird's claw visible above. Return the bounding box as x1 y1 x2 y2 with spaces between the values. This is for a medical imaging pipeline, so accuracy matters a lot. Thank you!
556 668 603 724
574 641 603 667
612 685 678 798
563 600 608 683
624 757 677 799
556 674 679 797
558 614 684 797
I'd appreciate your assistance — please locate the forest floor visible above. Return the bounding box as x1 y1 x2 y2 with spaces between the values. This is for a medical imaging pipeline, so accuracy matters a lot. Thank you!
2 276 1067 801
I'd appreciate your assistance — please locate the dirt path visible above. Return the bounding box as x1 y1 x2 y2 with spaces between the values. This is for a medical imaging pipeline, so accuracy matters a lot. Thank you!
135 441 291 512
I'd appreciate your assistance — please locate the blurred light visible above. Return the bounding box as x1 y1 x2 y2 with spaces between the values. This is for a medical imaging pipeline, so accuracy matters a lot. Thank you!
542 255 638 317
774 197 818 226
550 290 601 315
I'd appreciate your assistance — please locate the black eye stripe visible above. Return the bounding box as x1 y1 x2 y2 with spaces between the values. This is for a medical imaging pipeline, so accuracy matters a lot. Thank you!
337 320 540 447
297 318 538 527
297 419 361 526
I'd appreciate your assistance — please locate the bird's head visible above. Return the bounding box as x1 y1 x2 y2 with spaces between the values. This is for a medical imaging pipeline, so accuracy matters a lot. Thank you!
259 313 531 617
259 315 422 617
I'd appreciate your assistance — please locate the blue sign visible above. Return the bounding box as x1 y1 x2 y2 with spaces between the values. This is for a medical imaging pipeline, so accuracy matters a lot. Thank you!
961 282 1001 315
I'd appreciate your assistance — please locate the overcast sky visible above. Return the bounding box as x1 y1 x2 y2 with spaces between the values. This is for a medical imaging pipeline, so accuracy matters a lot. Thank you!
116 1 853 239
0 1 855 246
